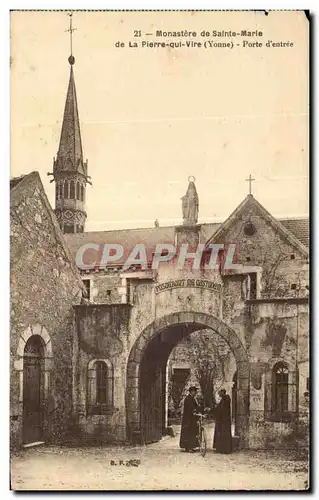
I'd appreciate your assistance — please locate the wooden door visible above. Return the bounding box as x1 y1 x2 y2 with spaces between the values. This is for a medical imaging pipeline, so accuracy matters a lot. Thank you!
23 336 44 444
140 337 164 444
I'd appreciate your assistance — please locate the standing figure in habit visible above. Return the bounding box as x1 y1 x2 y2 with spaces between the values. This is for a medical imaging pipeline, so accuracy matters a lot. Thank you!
181 177 199 226
213 389 232 454
179 386 201 453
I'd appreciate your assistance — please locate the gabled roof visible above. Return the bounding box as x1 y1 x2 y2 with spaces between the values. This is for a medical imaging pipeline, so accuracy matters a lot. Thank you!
10 171 83 284
206 194 309 258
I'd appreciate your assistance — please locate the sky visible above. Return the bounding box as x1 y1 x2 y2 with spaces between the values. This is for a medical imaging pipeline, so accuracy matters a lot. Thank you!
10 10 309 231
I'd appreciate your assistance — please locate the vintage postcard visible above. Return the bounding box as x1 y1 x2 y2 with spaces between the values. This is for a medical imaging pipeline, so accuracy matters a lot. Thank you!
10 10 309 491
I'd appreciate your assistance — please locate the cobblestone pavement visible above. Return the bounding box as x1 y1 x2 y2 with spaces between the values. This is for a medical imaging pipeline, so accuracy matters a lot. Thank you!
11 424 308 491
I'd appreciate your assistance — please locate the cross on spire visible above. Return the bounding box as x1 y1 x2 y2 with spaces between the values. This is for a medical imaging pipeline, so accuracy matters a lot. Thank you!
65 12 77 57
246 174 255 195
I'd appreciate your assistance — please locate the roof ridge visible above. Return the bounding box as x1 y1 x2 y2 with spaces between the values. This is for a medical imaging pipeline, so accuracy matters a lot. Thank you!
64 220 222 237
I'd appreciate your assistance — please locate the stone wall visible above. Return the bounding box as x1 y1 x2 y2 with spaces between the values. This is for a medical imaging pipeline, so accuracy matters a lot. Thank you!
10 173 83 449
74 256 308 448
80 271 122 304
216 199 309 299
65 199 308 449
74 304 132 443
246 299 309 449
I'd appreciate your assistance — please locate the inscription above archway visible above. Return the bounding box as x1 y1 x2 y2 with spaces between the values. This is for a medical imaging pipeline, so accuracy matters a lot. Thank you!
154 279 222 294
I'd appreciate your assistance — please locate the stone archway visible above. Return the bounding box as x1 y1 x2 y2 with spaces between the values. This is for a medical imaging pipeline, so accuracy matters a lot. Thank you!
126 312 250 448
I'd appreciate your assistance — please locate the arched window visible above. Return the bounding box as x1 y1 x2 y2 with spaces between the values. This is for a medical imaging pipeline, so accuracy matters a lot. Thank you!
64 181 69 199
265 359 298 421
81 184 84 201
96 361 107 404
87 359 113 415
273 362 289 412
76 182 80 200
70 180 75 199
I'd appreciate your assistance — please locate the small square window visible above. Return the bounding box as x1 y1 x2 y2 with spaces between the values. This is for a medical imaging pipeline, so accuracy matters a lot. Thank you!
290 254 295 260
291 284 297 290
246 257 251 262
106 290 111 297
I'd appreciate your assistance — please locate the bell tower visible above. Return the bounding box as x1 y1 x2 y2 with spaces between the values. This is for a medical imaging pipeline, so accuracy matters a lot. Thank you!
48 13 91 233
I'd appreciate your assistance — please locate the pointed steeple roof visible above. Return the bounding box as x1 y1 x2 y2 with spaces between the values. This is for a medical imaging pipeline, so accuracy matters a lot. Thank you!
54 58 87 177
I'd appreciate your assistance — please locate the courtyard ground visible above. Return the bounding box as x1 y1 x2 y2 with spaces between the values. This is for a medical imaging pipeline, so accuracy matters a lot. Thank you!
10 424 309 491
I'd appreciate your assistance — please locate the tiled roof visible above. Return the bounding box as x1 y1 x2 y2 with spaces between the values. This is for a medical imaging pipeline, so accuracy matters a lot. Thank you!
64 222 221 267
65 225 176 254
65 216 308 268
280 218 309 247
65 222 222 252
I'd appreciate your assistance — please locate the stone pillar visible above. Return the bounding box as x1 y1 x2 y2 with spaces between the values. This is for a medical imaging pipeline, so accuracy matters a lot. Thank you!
175 224 201 248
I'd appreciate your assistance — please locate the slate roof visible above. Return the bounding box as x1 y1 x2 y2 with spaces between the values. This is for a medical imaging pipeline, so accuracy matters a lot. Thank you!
52 62 87 177
57 66 83 162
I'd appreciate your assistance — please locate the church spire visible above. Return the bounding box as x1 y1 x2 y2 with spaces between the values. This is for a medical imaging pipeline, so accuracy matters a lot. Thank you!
48 13 91 234
56 62 85 174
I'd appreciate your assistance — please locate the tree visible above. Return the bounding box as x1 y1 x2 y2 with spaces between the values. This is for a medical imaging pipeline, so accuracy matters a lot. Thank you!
187 331 231 408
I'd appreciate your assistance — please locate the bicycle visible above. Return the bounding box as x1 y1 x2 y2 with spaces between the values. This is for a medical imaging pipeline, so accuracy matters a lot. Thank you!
194 413 207 457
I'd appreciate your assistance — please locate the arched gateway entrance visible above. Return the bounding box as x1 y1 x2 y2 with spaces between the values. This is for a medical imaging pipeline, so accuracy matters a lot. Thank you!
126 312 250 449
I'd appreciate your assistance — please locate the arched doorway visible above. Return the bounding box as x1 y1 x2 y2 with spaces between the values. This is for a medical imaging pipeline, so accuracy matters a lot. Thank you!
23 335 45 444
126 312 250 448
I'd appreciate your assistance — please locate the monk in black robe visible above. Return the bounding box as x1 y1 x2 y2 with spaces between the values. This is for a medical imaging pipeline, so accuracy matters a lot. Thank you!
213 389 232 454
179 386 200 452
